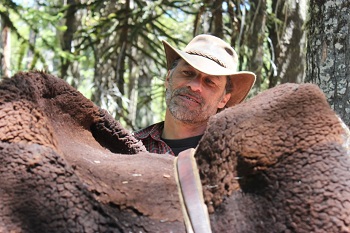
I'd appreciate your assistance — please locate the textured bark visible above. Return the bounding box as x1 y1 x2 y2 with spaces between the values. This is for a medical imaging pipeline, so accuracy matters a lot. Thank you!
306 0 350 126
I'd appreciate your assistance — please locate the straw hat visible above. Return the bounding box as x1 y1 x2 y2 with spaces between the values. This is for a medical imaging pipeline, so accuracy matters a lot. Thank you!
162 34 256 107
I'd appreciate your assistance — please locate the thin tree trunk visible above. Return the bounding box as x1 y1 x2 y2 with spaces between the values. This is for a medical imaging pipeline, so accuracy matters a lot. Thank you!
305 0 350 126
193 4 206 36
1 16 11 78
61 0 79 83
128 45 139 129
26 30 36 70
275 0 306 85
247 0 266 93
212 0 223 38
114 0 130 120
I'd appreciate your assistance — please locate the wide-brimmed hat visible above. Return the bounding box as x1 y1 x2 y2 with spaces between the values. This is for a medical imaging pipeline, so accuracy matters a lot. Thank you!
162 34 256 107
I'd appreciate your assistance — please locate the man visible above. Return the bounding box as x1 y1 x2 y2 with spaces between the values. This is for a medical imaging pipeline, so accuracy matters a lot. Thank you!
134 34 256 156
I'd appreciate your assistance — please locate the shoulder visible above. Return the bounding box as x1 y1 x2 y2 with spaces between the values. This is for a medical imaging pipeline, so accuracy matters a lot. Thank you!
133 122 164 139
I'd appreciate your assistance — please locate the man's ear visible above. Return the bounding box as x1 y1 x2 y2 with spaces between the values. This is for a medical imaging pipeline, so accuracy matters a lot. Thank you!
218 93 231 109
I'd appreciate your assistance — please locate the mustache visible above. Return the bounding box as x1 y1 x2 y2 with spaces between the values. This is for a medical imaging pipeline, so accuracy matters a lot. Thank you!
172 88 204 104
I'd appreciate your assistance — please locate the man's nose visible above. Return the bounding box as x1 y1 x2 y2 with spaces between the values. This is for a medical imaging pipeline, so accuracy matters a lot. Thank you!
187 76 203 92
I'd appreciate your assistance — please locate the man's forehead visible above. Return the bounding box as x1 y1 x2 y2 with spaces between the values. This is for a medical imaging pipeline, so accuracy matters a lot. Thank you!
180 60 226 80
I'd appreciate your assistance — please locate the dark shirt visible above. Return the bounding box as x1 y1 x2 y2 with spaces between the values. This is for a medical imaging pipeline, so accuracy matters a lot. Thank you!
133 121 203 156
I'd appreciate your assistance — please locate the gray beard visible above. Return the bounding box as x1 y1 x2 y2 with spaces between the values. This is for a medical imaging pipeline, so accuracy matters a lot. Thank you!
165 88 211 124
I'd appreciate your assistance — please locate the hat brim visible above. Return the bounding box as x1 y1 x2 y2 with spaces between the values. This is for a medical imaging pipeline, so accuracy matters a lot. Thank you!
162 40 256 107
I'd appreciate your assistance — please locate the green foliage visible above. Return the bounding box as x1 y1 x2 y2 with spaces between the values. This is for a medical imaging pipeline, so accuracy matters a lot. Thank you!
1 0 306 130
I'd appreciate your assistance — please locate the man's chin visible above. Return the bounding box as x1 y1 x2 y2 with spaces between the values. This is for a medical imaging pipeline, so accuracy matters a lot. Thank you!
170 110 209 124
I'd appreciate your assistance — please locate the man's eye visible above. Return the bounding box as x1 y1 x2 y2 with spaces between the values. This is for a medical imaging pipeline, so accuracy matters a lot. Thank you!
183 71 194 76
205 78 215 85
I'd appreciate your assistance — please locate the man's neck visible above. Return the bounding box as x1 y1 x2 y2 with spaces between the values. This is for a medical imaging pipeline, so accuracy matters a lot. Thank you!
162 111 207 140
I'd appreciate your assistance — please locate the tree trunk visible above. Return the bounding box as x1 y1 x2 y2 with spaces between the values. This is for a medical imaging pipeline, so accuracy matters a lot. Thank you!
212 0 224 38
305 0 350 126
1 15 11 78
246 0 266 93
269 0 307 87
60 0 79 83
90 0 135 128
127 45 139 129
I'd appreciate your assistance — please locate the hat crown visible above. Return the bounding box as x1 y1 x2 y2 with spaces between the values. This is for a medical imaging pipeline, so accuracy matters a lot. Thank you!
162 34 256 107
184 35 239 72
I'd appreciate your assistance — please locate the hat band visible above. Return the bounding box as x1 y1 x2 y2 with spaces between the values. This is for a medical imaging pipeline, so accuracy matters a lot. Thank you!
187 51 227 68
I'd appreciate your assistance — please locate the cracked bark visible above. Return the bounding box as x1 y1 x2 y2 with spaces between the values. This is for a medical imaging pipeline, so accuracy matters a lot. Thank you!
306 0 350 126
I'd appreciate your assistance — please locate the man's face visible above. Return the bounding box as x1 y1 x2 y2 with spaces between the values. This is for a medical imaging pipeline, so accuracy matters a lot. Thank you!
165 59 231 124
